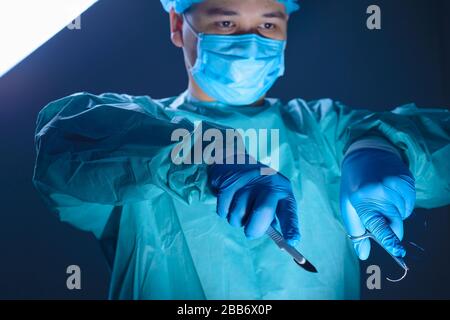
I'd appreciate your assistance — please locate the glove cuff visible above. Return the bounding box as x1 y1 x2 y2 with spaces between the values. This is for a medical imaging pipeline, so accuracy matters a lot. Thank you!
345 136 403 159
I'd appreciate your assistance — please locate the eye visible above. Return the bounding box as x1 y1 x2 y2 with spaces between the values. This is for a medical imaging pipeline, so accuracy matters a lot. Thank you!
259 22 276 30
215 21 236 30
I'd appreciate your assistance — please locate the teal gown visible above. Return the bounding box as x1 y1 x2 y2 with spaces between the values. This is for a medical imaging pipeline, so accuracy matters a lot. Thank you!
33 92 450 299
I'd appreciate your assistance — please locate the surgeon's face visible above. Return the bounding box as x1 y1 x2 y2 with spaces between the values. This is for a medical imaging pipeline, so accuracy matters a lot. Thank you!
169 0 289 101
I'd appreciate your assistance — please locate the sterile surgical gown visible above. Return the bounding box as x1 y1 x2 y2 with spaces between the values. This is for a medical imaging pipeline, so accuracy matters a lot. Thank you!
33 92 450 299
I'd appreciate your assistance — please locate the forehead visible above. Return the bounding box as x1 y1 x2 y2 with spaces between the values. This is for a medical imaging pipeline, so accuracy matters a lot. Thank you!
190 0 287 18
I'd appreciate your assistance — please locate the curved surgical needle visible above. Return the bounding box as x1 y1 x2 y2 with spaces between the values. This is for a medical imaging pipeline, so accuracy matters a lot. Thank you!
349 231 409 283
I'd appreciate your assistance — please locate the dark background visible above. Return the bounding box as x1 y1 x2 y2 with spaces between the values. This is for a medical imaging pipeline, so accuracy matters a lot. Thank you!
0 0 449 299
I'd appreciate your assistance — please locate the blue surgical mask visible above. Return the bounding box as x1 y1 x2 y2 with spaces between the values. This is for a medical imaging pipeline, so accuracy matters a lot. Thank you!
183 15 287 106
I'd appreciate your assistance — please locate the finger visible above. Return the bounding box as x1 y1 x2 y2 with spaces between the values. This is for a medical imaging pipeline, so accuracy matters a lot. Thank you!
383 175 416 220
357 207 406 258
340 197 367 237
378 183 406 241
216 188 235 219
214 169 261 218
276 196 300 247
401 174 416 219
353 238 371 261
380 180 413 241
228 188 252 227
340 196 371 260
388 214 404 242
244 191 279 240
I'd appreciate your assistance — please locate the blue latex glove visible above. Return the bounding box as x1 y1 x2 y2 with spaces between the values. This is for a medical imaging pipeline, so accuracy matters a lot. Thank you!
208 161 300 246
340 148 416 260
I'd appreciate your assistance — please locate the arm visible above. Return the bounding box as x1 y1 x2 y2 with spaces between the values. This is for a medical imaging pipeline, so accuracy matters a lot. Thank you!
33 92 205 237
305 99 450 209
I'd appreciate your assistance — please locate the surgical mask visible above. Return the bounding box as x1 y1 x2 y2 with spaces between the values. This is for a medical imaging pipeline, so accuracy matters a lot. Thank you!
183 15 287 106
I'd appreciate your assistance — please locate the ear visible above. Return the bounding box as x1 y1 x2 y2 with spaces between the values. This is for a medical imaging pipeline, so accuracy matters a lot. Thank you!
169 9 184 48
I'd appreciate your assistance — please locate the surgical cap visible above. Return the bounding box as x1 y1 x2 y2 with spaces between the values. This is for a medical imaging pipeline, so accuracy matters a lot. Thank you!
160 0 300 15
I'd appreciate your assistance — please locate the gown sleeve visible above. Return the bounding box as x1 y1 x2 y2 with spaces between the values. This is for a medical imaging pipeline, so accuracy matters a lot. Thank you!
288 98 450 209
33 92 208 238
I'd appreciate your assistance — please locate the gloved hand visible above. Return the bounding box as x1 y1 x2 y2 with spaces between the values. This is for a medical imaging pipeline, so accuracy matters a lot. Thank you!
340 148 416 260
208 161 300 246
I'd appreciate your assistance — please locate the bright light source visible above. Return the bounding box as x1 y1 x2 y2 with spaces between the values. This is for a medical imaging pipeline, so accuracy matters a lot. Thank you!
0 0 98 77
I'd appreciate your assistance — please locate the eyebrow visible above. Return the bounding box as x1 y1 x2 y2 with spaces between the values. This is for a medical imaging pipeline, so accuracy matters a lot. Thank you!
205 7 239 16
263 10 288 20
204 8 287 20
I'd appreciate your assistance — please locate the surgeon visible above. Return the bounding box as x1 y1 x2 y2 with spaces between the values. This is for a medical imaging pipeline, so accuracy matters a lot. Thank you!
33 0 450 299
